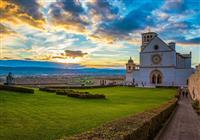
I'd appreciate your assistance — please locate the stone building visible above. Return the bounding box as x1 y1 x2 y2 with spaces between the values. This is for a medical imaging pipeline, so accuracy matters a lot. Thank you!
125 32 194 87
189 64 200 101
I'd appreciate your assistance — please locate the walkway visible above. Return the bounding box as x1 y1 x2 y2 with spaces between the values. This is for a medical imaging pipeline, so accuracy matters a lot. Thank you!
155 97 200 140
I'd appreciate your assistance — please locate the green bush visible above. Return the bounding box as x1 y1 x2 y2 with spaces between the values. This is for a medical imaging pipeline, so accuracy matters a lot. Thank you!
56 90 75 95
39 87 57 92
67 93 105 99
56 90 106 99
156 86 178 89
66 98 177 140
0 85 34 94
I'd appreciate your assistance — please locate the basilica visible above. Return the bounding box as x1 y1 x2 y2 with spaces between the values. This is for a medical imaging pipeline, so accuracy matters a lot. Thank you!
125 32 194 87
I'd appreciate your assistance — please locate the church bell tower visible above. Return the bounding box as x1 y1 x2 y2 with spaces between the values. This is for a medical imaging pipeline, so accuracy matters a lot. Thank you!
126 57 135 73
141 32 157 50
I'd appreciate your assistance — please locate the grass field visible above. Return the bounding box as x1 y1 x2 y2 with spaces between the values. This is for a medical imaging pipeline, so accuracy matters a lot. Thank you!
0 87 176 140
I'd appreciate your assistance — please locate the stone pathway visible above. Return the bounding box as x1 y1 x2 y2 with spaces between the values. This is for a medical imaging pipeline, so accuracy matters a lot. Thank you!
155 97 200 140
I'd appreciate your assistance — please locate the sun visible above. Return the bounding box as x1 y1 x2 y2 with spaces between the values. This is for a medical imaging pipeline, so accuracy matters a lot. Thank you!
53 58 81 64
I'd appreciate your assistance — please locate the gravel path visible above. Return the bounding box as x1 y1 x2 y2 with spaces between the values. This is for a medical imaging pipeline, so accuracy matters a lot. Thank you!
156 97 200 140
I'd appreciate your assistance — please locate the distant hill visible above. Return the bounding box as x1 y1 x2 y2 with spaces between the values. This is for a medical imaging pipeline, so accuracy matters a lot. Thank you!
0 60 83 69
0 60 125 76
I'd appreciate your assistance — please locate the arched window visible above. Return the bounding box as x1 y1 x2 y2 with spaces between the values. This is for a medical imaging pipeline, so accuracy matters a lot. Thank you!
152 75 156 84
150 70 163 84
157 74 162 84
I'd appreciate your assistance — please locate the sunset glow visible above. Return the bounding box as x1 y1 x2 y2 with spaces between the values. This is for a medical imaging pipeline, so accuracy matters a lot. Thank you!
0 0 199 68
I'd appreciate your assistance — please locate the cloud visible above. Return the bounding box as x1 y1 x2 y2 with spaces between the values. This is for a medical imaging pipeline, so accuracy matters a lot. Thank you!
40 49 88 64
2 57 13 60
176 37 200 46
64 50 88 58
11 0 44 20
85 2 160 44
0 0 45 30
87 0 119 22
155 20 200 46
48 0 121 44
48 0 90 34
110 3 155 32
0 23 16 38
162 0 187 14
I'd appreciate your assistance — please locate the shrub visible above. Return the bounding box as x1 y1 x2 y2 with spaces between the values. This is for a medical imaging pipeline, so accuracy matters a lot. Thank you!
67 93 105 99
56 90 106 99
156 86 178 89
56 89 75 95
39 87 57 93
65 98 177 140
0 85 34 94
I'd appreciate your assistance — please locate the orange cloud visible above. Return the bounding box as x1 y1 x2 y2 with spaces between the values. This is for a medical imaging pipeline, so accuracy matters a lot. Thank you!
0 23 16 39
0 0 45 31
64 50 88 58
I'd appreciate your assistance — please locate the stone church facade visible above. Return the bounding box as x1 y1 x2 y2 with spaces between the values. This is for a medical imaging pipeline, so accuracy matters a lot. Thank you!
125 32 194 87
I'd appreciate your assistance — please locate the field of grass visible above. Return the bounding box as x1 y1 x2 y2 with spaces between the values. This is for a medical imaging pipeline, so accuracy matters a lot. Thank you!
0 87 176 140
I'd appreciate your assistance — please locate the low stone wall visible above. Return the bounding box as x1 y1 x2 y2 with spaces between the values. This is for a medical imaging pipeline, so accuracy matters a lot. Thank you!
65 98 177 140
189 64 200 103
0 85 34 94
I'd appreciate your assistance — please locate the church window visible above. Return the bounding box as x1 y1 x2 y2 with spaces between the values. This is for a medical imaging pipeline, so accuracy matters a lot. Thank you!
150 35 152 38
147 35 149 38
150 70 163 84
157 74 162 84
152 75 156 84
129 66 131 70
154 45 159 50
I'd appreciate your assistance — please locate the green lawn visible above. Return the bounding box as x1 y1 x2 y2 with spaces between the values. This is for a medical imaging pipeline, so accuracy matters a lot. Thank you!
0 87 176 140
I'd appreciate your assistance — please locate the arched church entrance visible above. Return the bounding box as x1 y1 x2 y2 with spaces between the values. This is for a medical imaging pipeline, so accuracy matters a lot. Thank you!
150 70 163 84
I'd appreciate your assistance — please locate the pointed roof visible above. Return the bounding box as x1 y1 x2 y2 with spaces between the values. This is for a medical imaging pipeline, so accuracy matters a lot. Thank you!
141 36 175 52
128 57 133 63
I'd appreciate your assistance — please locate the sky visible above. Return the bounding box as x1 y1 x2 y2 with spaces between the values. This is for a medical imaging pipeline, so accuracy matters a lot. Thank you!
0 0 200 68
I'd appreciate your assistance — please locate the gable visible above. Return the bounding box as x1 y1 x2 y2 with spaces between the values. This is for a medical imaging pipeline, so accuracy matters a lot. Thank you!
141 36 173 53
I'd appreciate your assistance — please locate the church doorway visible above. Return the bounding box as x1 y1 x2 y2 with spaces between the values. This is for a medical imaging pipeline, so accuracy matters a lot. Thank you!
150 70 163 84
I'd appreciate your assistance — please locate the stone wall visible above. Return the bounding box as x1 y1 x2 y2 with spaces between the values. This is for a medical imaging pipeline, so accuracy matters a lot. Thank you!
189 64 200 102
66 98 177 140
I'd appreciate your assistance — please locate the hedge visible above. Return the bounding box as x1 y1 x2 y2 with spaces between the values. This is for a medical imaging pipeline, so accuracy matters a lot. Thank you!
56 89 75 95
156 86 178 89
56 90 106 99
67 93 105 99
0 85 34 94
65 98 177 140
39 87 58 93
